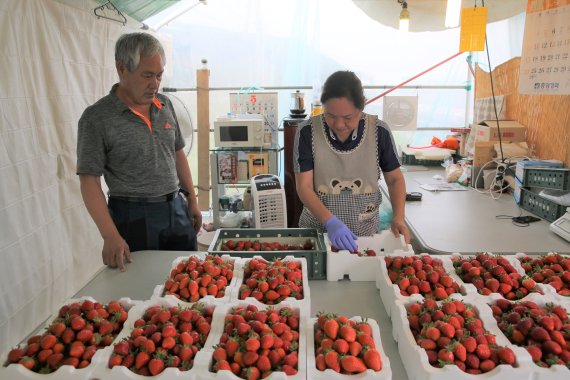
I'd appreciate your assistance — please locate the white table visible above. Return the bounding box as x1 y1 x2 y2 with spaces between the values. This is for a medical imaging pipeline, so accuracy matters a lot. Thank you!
381 167 570 254
74 250 408 379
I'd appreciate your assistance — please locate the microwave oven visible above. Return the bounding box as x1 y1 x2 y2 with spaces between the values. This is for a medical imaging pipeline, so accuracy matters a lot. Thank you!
214 116 265 148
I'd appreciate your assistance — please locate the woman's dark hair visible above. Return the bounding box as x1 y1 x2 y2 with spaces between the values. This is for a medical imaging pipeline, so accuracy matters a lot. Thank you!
320 71 366 110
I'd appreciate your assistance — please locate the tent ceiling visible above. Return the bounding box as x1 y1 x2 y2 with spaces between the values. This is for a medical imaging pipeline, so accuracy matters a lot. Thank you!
352 0 526 32
95 0 182 23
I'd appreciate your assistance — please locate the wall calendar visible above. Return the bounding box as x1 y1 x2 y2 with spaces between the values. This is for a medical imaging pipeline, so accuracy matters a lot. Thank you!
519 0 570 94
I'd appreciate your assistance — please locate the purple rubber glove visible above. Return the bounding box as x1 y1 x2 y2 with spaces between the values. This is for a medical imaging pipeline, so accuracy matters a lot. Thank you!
325 215 358 252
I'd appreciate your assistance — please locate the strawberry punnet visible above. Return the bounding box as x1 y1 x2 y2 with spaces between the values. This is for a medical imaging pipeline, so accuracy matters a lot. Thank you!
491 298 570 369
4 299 129 374
210 304 301 379
406 298 517 374
453 253 542 299
162 255 234 302
314 313 383 373
239 258 304 304
107 302 214 376
518 253 570 296
386 255 461 299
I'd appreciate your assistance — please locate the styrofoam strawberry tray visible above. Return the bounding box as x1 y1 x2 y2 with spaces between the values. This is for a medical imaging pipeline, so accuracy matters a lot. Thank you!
306 316 392 380
441 253 552 303
511 252 570 304
193 299 308 380
231 255 311 311
391 293 534 380
483 292 570 380
89 297 220 380
151 252 242 306
325 232 414 282
0 296 138 380
376 252 475 319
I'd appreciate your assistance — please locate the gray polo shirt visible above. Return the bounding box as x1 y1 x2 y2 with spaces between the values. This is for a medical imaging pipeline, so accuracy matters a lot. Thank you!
77 85 185 197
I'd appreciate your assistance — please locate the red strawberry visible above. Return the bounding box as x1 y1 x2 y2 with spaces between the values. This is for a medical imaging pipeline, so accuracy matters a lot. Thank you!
476 344 491 360
40 334 57 350
333 339 349 354
542 341 562 355
324 350 340 372
425 326 441 341
340 355 367 373
148 358 165 375
135 351 150 369
339 324 356 343
497 347 515 365
453 343 467 362
324 319 339 339
530 326 550 342
7 347 26 363
363 348 382 371
479 359 496 372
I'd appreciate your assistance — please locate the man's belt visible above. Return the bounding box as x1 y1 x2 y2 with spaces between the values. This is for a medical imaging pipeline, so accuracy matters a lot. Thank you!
109 190 179 203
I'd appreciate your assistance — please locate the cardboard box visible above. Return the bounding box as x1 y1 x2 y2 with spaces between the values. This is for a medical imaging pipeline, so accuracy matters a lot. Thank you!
475 120 526 142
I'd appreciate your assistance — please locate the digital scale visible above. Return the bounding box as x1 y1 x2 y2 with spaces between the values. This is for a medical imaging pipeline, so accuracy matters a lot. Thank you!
550 207 570 242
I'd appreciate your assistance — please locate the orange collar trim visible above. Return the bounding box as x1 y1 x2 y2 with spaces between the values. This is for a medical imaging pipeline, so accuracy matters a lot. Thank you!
153 98 163 109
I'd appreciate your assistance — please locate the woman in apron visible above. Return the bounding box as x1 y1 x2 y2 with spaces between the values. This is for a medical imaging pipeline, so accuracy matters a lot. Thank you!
293 71 410 251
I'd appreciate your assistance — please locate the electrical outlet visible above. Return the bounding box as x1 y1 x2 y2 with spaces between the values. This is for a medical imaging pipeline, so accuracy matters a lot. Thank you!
494 162 507 190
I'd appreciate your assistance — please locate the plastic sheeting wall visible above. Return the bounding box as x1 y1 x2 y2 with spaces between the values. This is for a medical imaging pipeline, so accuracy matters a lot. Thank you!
0 0 171 356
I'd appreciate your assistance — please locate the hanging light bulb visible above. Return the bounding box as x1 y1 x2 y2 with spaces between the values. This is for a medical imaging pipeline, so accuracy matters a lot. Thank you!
445 0 461 28
399 1 410 32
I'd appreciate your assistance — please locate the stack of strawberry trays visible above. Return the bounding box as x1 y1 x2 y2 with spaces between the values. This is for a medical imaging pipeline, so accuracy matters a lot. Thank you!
306 314 392 380
325 232 414 282
193 300 308 380
89 297 219 380
1 296 137 380
151 253 242 306
233 256 310 312
377 253 474 321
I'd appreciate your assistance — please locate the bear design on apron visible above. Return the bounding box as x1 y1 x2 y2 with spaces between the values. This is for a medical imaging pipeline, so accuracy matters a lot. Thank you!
298 113 382 236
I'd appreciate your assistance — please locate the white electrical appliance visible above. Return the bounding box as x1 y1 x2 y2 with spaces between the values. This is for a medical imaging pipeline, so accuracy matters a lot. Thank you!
550 207 570 242
250 174 287 228
214 115 265 148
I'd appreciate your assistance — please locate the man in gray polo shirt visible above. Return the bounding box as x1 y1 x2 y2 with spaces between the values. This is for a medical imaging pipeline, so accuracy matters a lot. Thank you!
76 33 201 271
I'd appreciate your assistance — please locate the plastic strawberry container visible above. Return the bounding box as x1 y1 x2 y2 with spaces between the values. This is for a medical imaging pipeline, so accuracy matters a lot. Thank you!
376 252 474 319
444 253 550 303
151 253 242 306
512 252 570 303
193 300 308 380
306 316 392 380
391 293 534 380
89 297 219 380
232 255 311 311
325 232 413 282
483 292 570 380
0 296 138 380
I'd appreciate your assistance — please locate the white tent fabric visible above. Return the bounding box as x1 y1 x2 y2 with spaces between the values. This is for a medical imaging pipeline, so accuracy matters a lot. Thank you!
0 0 172 356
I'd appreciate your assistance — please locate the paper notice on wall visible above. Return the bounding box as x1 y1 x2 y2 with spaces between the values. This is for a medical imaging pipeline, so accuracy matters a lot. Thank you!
519 0 570 94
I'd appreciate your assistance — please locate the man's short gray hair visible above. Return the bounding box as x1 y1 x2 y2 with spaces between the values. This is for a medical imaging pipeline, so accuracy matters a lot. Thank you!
115 33 165 72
